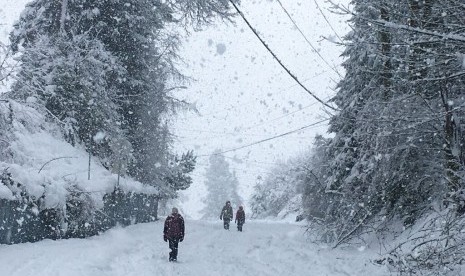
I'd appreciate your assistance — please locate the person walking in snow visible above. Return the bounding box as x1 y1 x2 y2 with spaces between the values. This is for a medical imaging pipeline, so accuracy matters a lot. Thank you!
219 201 233 230
163 207 185 262
235 206 245 232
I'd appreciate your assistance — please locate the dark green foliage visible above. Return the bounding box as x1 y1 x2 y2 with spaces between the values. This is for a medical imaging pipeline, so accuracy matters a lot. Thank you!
164 151 196 193
65 189 105 238
103 189 158 227
0 169 48 244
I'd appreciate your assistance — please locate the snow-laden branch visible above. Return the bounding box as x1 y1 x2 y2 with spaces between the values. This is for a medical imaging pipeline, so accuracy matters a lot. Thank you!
336 3 465 43
373 19 465 43
38 156 78 174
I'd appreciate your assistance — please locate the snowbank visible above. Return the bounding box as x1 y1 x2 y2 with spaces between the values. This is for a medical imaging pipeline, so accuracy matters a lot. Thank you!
0 100 157 208
0 220 391 276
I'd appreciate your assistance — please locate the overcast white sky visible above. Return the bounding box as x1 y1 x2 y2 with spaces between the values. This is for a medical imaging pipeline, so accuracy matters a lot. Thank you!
173 0 350 217
1 0 351 218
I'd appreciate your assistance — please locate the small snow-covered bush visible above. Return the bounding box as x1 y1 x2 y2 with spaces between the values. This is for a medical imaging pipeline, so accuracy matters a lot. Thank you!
249 154 308 220
380 207 465 276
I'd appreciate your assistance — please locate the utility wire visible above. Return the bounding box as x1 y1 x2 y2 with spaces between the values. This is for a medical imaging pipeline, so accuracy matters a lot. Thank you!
240 103 316 131
185 101 462 157
178 72 328 134
276 0 342 78
228 0 338 112
197 118 329 157
313 0 344 43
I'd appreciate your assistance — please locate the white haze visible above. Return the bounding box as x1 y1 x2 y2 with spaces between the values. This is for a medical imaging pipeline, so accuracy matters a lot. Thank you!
174 0 349 218
0 0 350 219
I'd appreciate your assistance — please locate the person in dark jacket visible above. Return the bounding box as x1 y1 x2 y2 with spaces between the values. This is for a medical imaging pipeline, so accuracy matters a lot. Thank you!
219 201 233 230
235 206 245 232
163 207 185 262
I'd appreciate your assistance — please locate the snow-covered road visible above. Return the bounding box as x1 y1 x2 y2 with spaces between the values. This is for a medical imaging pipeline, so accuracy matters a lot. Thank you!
0 220 390 276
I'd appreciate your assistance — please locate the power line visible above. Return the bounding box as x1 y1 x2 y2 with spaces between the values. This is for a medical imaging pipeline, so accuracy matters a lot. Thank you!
187 101 464 158
275 0 342 78
228 0 338 112
240 102 318 131
312 0 344 43
197 118 329 157
175 89 329 141
177 134 320 143
238 71 333 131
180 98 465 157
176 102 318 139
179 72 330 133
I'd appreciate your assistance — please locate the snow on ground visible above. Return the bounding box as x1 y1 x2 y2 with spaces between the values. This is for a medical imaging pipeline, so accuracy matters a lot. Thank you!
0 220 390 276
0 100 156 209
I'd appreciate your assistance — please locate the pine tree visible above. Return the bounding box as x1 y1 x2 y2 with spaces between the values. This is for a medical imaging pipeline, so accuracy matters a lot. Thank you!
308 0 398 243
3 0 234 242
11 34 127 160
201 150 242 219
9 0 233 194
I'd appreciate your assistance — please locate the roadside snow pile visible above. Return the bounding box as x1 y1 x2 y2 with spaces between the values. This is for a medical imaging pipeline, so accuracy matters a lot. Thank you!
0 100 156 209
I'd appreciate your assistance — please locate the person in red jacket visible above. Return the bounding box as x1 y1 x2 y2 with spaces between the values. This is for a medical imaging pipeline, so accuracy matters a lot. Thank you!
235 206 245 232
163 207 185 262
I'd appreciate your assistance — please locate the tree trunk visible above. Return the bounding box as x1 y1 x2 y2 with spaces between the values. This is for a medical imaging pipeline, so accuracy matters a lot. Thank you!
379 4 392 100
88 150 91 180
441 87 461 192
60 0 68 35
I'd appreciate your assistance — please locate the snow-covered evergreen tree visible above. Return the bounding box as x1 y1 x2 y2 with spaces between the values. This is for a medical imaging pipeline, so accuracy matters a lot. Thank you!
201 150 242 219
0 0 235 244
11 34 127 159
305 0 465 257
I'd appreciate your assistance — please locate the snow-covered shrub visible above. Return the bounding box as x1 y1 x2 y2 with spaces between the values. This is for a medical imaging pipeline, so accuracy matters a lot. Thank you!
65 187 106 238
103 189 158 227
380 207 465 276
250 152 310 220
